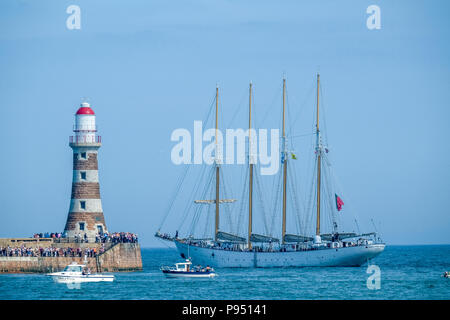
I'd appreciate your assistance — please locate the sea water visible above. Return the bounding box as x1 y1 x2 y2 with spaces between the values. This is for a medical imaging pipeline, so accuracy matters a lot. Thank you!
0 245 449 300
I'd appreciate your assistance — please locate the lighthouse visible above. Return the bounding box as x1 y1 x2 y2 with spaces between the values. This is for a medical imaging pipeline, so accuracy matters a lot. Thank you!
64 102 107 240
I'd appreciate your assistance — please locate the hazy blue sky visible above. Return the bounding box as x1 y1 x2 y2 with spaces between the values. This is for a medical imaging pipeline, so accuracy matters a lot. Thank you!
0 0 449 246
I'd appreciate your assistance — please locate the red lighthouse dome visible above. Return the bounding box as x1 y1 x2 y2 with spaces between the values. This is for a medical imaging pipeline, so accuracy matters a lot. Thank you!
76 102 95 115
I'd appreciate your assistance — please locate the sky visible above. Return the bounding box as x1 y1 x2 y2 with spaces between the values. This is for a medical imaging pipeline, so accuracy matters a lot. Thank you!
0 0 449 247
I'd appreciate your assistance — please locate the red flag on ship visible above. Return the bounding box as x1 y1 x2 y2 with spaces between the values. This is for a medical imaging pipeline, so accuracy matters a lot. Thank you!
335 194 344 211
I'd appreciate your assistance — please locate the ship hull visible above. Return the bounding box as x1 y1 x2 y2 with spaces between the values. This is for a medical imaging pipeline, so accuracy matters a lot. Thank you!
162 270 216 278
175 241 385 268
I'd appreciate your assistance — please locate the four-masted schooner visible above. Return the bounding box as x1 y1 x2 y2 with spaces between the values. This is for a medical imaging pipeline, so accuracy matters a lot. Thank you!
156 75 385 267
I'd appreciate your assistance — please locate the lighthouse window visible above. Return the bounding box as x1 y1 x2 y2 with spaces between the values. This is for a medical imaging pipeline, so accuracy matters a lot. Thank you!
80 171 87 180
80 201 86 210
79 222 85 231
80 152 87 159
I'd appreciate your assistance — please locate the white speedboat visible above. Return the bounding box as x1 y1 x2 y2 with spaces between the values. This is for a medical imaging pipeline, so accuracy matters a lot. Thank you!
47 262 115 283
160 259 216 278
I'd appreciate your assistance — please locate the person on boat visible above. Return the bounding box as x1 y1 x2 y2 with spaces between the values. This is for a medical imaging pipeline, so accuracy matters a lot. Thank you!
443 271 449 278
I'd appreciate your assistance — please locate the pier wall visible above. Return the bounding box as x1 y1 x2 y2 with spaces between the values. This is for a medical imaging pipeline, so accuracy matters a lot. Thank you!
0 238 142 273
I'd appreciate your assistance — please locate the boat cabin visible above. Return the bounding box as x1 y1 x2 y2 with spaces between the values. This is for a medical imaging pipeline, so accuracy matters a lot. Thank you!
63 264 83 273
61 263 90 275
174 260 192 272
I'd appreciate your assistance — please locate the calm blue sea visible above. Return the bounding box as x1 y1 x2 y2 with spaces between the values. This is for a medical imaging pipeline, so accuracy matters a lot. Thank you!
0 245 449 300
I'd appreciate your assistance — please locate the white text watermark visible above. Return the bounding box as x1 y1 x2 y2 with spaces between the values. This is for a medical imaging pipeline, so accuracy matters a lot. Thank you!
366 264 381 290
66 5 81 30
366 5 381 30
171 121 281 175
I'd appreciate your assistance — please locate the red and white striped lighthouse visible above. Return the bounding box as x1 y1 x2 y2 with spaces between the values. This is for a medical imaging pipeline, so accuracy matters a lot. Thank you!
64 102 107 240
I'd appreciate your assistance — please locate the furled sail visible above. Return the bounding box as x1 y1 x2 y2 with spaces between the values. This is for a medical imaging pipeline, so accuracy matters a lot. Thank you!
283 234 313 243
250 233 279 243
360 232 376 237
320 232 358 241
194 199 237 204
216 231 246 243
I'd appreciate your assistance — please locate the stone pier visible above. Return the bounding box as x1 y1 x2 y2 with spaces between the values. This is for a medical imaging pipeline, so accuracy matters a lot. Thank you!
0 238 142 273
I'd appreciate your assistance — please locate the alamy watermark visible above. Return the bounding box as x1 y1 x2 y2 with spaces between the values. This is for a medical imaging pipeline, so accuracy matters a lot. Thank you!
66 5 81 30
366 5 381 30
366 264 381 290
64 5 380 31
171 121 280 175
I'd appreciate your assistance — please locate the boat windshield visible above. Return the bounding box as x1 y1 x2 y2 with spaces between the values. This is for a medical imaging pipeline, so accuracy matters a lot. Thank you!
63 265 82 272
175 263 189 271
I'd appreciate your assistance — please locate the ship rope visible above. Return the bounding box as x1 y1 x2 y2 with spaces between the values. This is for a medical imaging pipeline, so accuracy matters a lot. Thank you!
323 156 340 232
158 162 191 231
186 165 215 236
194 166 216 235
321 161 336 233
288 162 304 235
251 89 280 238
220 167 236 234
236 165 249 236
156 237 178 253
254 166 271 236
305 122 316 232
285 88 302 235
158 93 216 234
255 88 281 130
291 79 315 129
225 88 248 130
269 150 283 237
322 151 364 234
319 81 330 147
304 156 318 236
202 180 215 238
156 78 368 243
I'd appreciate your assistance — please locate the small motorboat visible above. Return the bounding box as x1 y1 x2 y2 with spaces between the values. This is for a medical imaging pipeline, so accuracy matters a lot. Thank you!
160 259 216 278
47 262 115 283
443 271 450 278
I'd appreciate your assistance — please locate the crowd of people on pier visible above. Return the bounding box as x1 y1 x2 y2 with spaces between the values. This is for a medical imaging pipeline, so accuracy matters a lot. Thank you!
30 231 138 244
0 230 140 258
0 245 106 258
33 232 63 239
96 232 138 244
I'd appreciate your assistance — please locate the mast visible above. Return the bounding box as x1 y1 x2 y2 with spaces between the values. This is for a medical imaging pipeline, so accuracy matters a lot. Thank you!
215 85 220 242
315 74 321 237
248 82 253 250
281 78 287 244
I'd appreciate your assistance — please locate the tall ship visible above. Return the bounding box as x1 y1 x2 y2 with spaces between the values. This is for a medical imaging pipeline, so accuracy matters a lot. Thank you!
156 75 385 267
